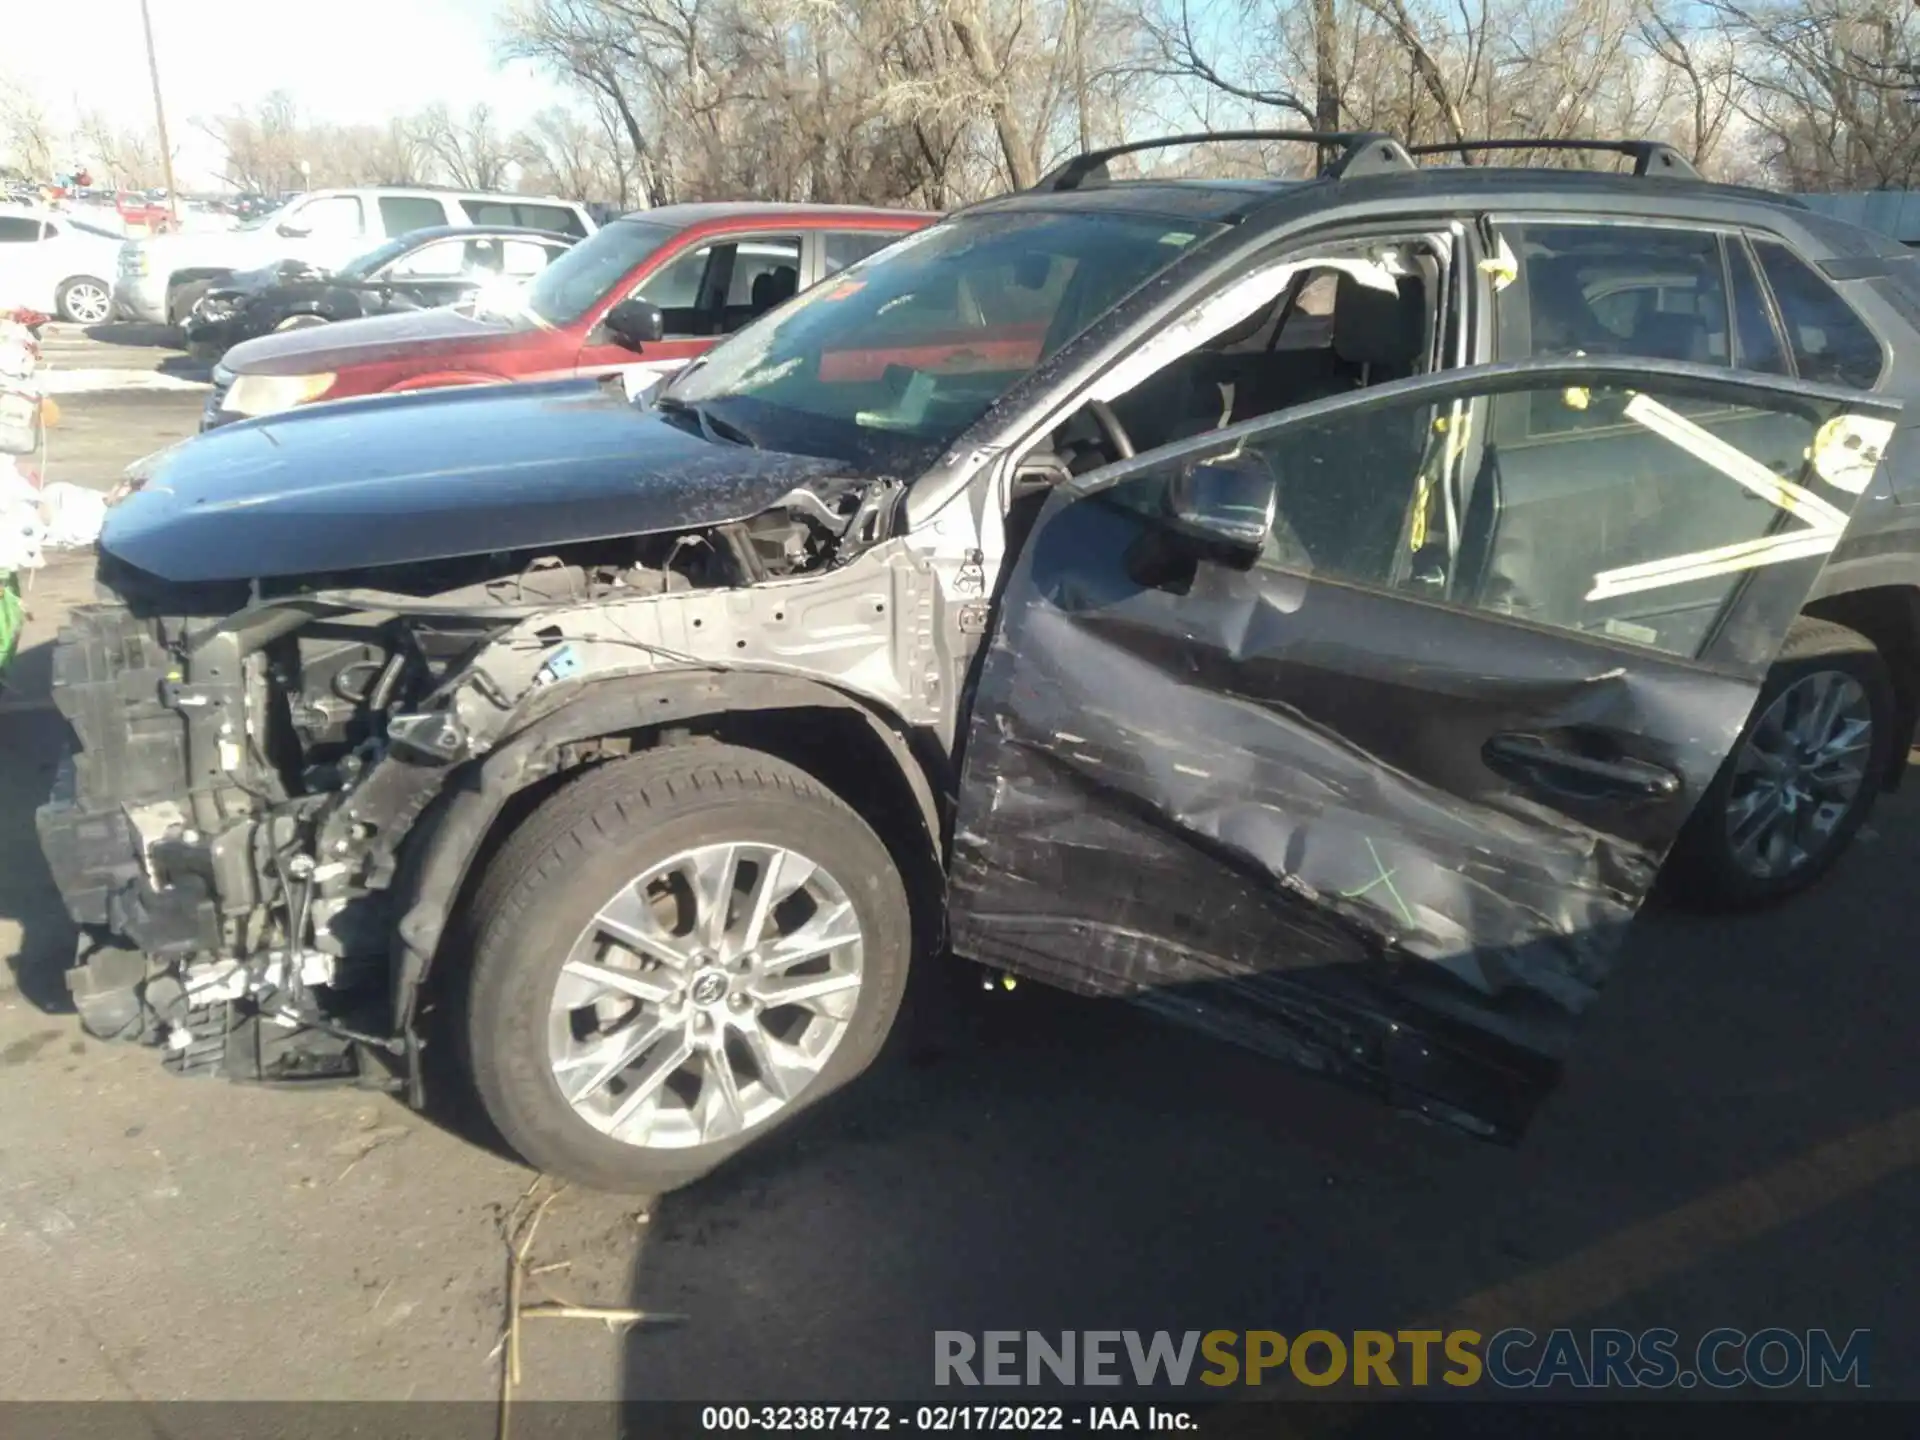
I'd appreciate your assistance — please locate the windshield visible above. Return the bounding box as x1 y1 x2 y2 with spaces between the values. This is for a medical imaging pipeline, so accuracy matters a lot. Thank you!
667 210 1218 471
337 237 414 281
521 219 678 326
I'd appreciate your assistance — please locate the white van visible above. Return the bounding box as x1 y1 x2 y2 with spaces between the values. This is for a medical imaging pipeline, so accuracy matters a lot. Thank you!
113 187 599 327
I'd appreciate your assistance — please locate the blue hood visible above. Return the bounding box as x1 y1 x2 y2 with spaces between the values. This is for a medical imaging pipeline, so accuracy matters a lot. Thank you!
103 380 844 584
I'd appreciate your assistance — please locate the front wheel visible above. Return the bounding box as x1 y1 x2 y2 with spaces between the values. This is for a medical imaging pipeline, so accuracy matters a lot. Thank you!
165 278 215 331
464 744 912 1193
1667 617 1896 908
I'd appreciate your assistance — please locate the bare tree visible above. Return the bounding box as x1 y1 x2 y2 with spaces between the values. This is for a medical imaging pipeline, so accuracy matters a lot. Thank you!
71 110 171 189
195 91 307 193
419 103 513 190
1708 0 1920 188
0 77 60 178
512 105 631 199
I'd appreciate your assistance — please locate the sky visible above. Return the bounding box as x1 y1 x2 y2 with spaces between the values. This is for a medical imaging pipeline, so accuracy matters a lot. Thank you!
8 0 577 186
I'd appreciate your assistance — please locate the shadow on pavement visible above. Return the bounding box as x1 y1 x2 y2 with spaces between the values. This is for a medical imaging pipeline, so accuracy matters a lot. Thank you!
82 322 184 350
0 637 78 1013
618 789 1920 1403
157 355 214 384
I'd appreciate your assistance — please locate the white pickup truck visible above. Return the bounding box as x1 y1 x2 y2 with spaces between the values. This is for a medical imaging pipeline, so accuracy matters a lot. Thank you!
113 186 597 327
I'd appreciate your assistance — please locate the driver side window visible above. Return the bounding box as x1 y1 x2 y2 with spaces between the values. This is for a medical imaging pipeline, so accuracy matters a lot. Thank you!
1035 247 1442 481
1087 373 1864 663
385 237 467 279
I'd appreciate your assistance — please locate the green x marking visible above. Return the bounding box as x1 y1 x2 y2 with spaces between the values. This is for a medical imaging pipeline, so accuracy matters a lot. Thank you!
1338 837 1416 926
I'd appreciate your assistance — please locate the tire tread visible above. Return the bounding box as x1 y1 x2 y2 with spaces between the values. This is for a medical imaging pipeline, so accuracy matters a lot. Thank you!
463 742 907 1193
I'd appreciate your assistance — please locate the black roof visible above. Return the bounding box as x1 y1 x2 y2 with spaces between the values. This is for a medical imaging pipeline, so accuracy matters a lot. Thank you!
955 165 1808 231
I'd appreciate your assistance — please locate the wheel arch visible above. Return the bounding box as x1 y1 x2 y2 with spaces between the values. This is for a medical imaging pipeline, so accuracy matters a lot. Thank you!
388 668 949 1080
1800 583 1920 789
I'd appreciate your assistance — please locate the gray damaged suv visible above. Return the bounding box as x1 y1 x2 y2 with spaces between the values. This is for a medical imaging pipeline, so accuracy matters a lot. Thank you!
37 134 1920 1192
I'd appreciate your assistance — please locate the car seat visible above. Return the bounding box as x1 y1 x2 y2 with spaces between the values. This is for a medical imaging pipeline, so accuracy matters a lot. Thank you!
749 266 799 317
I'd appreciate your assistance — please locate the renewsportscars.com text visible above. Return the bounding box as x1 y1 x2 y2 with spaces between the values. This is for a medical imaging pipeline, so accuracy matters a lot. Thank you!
933 1328 1871 1390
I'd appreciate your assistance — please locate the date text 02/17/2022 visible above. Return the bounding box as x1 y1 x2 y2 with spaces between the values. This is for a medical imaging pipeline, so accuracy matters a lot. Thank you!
699 1405 1198 1431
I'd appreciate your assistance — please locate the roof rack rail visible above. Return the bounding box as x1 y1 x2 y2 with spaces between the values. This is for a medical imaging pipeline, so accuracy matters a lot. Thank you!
1032 130 1415 192
1404 138 1701 178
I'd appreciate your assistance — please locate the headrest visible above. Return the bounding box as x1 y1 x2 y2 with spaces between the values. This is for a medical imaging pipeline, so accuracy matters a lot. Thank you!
1526 257 1604 353
1333 273 1427 369
751 265 798 311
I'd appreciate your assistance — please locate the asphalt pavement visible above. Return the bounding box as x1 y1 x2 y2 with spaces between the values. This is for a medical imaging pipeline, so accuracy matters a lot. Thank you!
0 330 1915 1409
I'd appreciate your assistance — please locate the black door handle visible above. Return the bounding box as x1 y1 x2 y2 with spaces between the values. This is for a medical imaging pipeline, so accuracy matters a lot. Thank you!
1483 732 1682 798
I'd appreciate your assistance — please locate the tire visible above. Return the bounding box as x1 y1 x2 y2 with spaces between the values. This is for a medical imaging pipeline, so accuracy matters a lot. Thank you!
464 744 912 1193
165 278 215 331
55 276 112 326
1666 617 1896 909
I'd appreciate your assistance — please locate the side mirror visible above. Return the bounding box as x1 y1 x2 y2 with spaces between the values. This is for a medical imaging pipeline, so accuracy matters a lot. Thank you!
603 298 665 351
276 222 311 239
1165 452 1278 568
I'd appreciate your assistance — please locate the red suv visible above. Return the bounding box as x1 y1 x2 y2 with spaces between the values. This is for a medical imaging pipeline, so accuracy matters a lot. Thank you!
201 202 933 430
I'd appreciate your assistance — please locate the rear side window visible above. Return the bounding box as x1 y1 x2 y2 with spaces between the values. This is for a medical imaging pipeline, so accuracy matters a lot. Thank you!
294 195 367 238
513 203 587 238
378 196 448 235
1754 241 1884 388
0 217 44 242
462 201 516 227
823 230 900 275
1513 224 1730 366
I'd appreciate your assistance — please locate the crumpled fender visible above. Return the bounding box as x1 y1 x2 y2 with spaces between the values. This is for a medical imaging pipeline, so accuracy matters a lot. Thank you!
385 666 943 1080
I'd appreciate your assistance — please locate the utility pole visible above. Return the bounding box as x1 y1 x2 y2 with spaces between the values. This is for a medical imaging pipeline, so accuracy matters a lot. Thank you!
1068 0 1090 153
138 0 179 220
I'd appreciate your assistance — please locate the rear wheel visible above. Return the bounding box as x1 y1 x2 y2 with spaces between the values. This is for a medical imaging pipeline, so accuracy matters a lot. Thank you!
464 744 912 1193
1668 618 1896 908
55 276 111 325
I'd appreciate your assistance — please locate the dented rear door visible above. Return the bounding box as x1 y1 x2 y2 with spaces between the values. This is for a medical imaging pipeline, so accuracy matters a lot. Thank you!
948 358 1900 1137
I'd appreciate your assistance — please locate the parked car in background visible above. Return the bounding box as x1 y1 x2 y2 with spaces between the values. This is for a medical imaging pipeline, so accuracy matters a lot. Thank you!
114 186 598 329
200 201 930 428
0 203 128 322
183 225 577 362
116 191 175 235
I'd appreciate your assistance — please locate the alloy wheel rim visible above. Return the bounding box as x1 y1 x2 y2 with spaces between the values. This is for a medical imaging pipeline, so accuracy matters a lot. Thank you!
66 283 109 323
547 841 865 1150
1724 670 1873 880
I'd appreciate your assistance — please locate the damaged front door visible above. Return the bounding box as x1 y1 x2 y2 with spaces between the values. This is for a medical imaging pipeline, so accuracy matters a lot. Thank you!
948 357 1900 1137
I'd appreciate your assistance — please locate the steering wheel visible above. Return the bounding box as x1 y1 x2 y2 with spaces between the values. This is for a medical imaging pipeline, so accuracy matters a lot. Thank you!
1088 399 1135 460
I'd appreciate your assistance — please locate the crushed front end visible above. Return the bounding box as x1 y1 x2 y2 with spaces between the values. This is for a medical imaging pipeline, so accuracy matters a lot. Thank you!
35 556 456 1087
34 500 932 1097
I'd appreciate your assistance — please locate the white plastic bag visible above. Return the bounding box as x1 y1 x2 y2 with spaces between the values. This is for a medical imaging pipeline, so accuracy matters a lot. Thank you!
0 320 38 380
40 481 107 549
0 387 36 456
0 498 46 572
